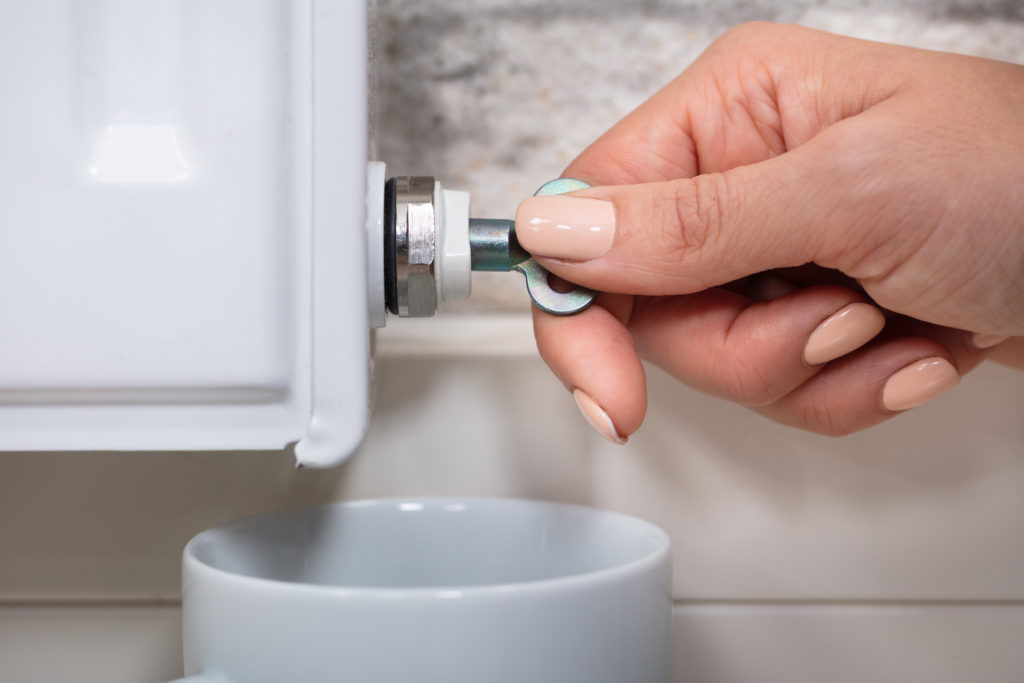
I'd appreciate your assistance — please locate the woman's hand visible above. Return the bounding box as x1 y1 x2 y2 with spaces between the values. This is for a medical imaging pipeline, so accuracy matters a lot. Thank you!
516 23 1024 442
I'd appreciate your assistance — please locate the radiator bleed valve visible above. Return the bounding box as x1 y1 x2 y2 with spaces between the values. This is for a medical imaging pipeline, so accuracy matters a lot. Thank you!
365 162 597 327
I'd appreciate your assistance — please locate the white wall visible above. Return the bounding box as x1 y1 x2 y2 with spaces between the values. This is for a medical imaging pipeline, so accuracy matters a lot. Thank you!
3 1 1024 681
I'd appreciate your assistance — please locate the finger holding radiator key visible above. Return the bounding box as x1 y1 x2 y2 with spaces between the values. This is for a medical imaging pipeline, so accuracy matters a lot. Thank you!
468 178 597 316
518 23 1024 443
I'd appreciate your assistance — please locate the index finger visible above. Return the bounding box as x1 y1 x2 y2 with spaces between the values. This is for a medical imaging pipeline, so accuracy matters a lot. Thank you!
563 23 909 187
563 25 782 184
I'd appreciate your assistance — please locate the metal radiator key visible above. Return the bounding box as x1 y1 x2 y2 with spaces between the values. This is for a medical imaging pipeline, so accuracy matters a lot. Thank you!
469 179 597 316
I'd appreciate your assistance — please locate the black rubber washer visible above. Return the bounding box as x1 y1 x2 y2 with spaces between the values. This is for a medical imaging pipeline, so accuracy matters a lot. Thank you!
383 177 398 315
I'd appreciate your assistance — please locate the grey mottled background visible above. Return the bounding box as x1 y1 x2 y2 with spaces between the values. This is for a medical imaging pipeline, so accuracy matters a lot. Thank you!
371 0 1024 312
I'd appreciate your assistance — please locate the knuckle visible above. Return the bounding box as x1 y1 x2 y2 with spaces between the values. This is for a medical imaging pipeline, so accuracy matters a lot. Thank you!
720 359 788 407
665 175 731 282
757 399 864 437
799 397 861 437
804 404 849 437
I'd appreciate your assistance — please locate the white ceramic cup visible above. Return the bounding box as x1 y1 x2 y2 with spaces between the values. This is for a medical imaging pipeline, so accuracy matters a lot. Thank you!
170 497 672 683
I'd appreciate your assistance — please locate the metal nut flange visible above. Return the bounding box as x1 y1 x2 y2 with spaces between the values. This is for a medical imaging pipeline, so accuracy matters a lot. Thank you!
393 176 437 317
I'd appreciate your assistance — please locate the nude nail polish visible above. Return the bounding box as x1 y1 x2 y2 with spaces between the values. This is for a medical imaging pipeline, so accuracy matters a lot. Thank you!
881 357 960 412
970 332 1009 350
573 389 627 445
515 196 616 260
803 303 886 365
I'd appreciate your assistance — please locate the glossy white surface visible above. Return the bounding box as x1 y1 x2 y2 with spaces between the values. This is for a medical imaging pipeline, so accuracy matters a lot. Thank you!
366 161 388 328
178 499 671 682
0 0 370 465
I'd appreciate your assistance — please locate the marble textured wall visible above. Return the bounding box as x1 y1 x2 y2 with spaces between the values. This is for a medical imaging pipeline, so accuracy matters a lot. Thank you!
373 0 1024 310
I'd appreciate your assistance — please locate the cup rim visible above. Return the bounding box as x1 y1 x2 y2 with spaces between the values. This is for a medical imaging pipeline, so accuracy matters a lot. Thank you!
183 496 671 599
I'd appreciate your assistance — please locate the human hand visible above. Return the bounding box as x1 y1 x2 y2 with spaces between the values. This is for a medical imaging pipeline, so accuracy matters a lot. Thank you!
515 23 1024 442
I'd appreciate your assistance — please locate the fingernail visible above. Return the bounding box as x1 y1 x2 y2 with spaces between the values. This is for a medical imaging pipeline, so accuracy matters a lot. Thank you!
572 389 627 445
881 357 960 412
803 303 886 365
971 332 1009 350
515 196 615 260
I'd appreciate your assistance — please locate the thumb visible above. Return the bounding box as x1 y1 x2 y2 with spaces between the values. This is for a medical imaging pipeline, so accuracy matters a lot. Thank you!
515 140 844 296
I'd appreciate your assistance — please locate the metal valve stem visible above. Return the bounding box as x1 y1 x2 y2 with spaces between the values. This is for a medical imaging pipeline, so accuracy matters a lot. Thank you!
468 217 597 316
468 219 529 271
384 175 596 319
